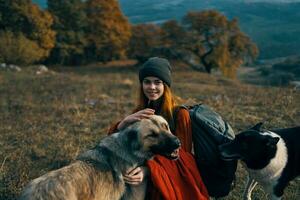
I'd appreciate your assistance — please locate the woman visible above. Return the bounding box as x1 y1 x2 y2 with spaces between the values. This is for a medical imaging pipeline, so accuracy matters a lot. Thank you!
108 57 209 200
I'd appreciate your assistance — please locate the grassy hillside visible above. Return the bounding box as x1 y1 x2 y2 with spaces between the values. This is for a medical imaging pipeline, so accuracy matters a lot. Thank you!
0 62 299 199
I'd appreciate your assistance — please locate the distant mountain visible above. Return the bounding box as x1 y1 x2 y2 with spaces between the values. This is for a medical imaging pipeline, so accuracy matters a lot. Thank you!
119 0 300 59
33 0 300 59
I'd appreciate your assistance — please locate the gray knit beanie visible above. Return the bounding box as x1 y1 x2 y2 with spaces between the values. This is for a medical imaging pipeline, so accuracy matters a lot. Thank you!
139 57 172 87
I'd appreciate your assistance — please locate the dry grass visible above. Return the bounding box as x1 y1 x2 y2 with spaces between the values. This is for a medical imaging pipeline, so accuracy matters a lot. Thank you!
0 63 299 200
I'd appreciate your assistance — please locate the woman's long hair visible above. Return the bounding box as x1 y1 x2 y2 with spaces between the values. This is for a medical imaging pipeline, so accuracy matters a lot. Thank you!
135 83 177 125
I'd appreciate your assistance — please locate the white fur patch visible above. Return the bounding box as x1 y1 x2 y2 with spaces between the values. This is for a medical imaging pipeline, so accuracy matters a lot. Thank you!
248 131 288 190
111 131 121 138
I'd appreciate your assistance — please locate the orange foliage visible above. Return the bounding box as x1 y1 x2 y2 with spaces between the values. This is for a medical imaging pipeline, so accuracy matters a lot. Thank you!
86 0 131 61
128 24 162 62
26 4 56 58
161 20 186 48
183 10 258 78
0 1 56 63
0 31 45 65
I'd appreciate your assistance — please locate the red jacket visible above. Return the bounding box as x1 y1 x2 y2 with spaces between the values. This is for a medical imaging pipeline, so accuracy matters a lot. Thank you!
108 109 209 200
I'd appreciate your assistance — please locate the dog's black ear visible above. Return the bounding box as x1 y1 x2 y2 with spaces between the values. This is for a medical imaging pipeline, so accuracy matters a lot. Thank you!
250 122 263 131
126 129 140 150
266 137 280 147
127 129 138 141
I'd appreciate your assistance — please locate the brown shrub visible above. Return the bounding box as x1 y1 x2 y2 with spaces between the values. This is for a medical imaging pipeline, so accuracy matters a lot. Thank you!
0 31 45 65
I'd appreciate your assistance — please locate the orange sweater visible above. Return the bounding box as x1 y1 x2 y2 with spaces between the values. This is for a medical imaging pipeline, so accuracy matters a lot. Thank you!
108 109 209 200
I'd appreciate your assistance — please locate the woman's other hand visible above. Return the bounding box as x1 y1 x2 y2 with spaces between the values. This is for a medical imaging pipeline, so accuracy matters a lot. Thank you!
123 166 148 185
117 109 155 130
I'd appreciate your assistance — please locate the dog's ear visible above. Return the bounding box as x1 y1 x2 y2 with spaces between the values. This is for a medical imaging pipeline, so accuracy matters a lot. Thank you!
127 129 138 141
126 129 141 150
250 122 263 131
266 137 280 147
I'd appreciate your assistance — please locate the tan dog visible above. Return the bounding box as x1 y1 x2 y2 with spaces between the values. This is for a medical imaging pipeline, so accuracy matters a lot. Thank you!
19 115 180 200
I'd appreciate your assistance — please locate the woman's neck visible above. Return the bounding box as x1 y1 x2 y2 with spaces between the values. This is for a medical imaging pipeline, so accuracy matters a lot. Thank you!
147 98 163 115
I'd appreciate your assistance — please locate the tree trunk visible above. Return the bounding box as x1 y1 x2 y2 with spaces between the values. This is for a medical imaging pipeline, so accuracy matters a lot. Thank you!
200 52 213 73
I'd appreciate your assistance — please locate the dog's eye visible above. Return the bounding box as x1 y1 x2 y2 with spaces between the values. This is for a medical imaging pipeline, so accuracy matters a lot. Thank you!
148 132 158 138
162 123 169 130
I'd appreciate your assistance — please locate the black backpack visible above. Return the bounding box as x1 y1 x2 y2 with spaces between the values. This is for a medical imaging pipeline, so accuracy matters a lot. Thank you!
174 104 237 198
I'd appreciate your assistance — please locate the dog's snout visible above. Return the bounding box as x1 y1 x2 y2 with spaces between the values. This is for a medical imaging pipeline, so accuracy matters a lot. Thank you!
174 138 181 147
170 137 181 148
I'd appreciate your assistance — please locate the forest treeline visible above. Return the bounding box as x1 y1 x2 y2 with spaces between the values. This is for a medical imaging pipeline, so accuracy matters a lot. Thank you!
0 0 258 78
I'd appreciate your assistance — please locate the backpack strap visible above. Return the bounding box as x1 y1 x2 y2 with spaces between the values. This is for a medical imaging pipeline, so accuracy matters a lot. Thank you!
170 105 182 133
171 104 197 132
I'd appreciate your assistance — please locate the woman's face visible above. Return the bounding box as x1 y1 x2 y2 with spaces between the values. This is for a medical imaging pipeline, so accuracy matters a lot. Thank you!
142 76 164 101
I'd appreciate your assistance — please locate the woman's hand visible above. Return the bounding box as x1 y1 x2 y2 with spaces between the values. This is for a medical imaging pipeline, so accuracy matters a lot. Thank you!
117 109 155 130
123 166 149 185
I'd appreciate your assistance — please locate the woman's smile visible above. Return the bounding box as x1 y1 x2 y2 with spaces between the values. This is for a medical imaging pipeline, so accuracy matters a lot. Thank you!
142 77 164 101
147 91 159 98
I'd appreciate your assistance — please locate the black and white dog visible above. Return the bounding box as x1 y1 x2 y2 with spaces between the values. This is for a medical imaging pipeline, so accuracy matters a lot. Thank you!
219 123 300 200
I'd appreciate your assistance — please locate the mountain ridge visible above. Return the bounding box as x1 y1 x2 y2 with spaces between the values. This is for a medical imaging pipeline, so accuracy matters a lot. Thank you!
31 0 300 59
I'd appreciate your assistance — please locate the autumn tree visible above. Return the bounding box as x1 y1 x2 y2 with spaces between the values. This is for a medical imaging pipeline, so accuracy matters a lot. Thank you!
161 20 187 49
48 0 87 64
128 24 162 63
183 10 258 77
0 0 55 63
0 0 30 33
159 20 199 64
0 31 44 65
26 3 56 58
85 0 131 62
